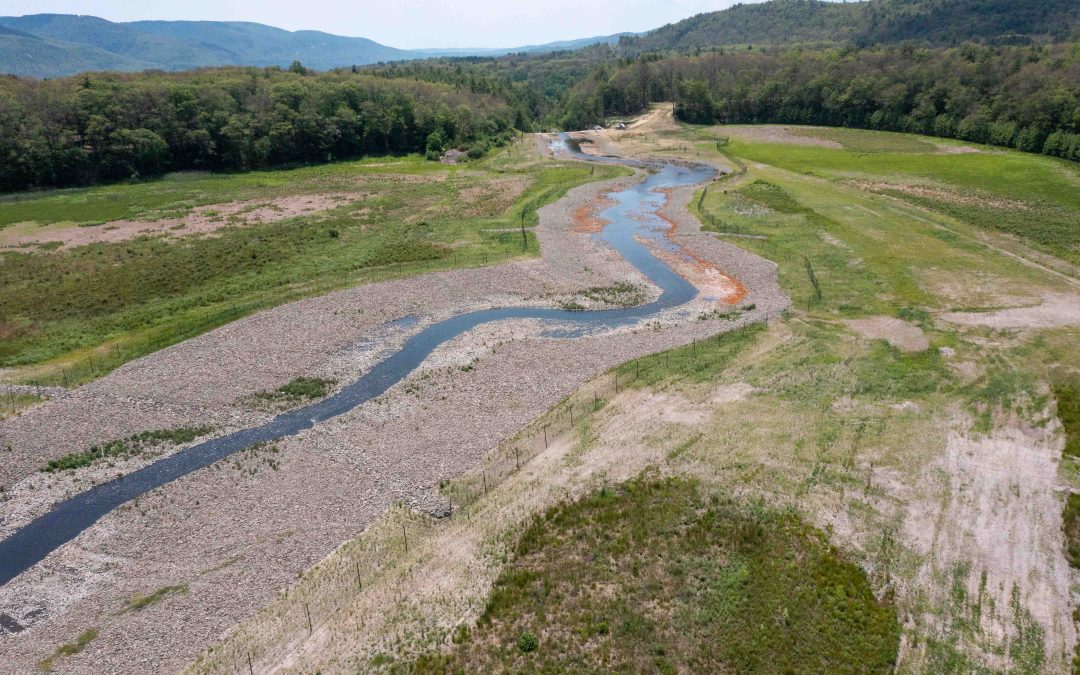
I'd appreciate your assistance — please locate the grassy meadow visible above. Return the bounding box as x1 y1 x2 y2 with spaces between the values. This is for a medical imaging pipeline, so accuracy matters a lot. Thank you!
0 139 626 385
721 128 1080 268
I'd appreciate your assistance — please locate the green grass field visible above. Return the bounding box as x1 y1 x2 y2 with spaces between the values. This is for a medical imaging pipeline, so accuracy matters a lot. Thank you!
0 141 626 384
723 133 1080 266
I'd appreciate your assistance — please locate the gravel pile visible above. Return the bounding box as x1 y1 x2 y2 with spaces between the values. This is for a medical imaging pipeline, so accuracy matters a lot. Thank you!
0 146 789 673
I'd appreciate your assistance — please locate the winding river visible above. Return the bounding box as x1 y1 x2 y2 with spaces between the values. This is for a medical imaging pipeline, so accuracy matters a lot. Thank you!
0 135 715 587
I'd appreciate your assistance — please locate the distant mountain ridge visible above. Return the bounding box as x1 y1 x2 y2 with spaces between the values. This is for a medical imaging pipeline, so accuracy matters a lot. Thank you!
617 0 1080 53
0 14 628 78
4 0 1080 79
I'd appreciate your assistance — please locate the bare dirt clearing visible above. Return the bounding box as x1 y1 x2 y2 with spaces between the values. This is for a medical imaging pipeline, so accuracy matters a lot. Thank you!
720 125 843 148
0 195 353 251
941 293 1080 329
853 179 1031 210
898 417 1074 672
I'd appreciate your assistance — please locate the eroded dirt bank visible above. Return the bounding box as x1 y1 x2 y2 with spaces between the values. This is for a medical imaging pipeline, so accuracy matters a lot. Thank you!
0 138 787 672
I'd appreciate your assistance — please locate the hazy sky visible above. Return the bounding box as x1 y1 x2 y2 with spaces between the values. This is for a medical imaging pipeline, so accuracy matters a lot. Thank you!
0 0 760 48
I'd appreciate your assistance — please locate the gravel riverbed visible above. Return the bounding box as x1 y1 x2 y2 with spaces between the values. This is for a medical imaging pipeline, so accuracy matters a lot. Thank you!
0 142 788 673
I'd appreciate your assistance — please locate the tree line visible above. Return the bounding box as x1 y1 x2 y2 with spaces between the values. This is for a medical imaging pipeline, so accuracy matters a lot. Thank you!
561 42 1080 161
3 38 1080 193
0 64 516 192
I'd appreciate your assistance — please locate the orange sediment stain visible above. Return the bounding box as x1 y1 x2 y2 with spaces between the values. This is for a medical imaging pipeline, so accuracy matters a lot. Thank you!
571 193 616 234
653 188 747 305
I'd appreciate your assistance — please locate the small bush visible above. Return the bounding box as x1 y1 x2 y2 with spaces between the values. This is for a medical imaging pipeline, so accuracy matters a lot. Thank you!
517 631 539 653
1053 374 1080 458
451 623 471 645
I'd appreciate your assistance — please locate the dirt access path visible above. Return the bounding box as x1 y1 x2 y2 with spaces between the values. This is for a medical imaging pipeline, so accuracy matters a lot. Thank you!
0 132 787 673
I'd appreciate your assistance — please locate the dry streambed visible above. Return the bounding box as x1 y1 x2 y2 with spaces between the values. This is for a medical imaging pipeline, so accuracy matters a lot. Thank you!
0 142 788 672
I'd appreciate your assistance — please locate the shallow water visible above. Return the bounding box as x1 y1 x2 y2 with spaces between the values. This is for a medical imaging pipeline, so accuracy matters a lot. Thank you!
0 136 714 587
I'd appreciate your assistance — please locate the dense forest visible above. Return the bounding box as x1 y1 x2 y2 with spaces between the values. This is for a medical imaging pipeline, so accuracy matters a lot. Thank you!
559 42 1080 160
0 64 515 192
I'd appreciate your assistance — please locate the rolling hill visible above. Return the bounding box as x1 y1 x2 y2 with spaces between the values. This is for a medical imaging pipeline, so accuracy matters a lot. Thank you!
0 14 629 78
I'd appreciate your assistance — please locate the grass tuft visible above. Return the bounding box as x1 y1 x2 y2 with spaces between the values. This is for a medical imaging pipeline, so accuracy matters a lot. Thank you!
126 585 188 612
38 628 98 672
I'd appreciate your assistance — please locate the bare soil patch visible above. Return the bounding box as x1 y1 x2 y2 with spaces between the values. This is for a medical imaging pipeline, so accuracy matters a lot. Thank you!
625 104 682 134
940 293 1080 330
935 143 982 155
898 416 1074 672
0 194 353 251
918 267 1043 309
846 316 929 352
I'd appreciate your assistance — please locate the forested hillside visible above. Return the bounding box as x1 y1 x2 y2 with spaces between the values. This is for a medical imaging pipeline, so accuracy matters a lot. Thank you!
0 67 515 192
618 0 1080 53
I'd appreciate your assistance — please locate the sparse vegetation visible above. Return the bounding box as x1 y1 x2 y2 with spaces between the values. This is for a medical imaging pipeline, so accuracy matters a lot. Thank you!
38 628 99 672
616 323 764 388
579 282 647 308
247 377 336 407
43 426 213 472
0 392 43 419
126 585 188 611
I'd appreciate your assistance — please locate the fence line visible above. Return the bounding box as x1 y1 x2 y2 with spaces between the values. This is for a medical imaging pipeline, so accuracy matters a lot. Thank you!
201 324 759 673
